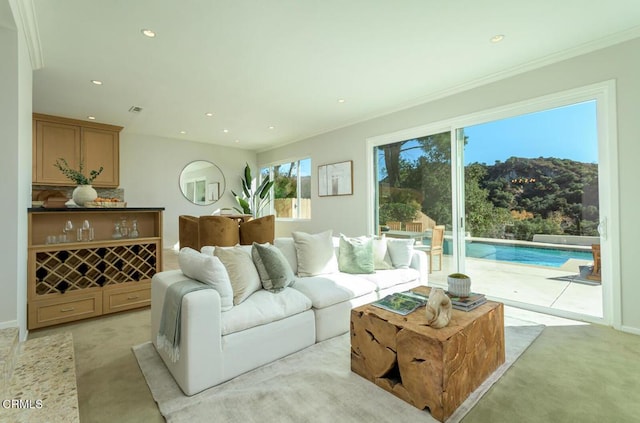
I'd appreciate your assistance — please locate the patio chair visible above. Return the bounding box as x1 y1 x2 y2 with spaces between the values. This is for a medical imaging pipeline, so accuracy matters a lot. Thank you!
587 244 601 282
386 221 402 230
404 222 423 232
417 225 444 273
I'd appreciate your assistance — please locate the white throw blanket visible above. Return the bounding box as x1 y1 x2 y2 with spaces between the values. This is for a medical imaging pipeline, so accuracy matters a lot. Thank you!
157 279 212 362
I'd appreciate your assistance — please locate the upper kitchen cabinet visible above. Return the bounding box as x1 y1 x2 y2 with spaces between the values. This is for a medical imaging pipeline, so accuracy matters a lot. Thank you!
33 114 122 187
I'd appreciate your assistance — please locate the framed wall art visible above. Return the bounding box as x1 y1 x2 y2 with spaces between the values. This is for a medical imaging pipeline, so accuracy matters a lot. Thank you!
318 160 353 196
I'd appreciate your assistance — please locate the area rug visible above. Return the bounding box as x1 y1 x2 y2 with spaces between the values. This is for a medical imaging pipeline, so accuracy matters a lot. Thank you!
133 323 544 423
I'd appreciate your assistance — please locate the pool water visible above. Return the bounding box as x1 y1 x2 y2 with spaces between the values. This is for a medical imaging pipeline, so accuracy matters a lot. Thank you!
446 241 593 268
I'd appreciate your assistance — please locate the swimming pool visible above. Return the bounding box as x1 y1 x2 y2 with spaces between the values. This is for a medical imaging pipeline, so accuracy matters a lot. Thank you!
446 241 593 268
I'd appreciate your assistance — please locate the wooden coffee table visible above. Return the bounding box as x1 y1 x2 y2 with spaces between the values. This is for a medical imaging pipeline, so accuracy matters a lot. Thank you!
350 286 504 422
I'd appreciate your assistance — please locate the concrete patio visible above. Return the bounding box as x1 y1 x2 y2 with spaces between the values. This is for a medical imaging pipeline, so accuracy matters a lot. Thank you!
426 255 603 319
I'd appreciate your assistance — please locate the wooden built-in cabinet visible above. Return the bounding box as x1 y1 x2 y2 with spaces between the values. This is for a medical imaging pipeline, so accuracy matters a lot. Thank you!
32 114 122 187
27 208 163 329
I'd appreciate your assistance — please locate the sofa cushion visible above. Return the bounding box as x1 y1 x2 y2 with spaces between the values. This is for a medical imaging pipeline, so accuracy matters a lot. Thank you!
214 246 262 305
274 238 297 273
221 288 312 335
386 238 415 268
291 273 376 309
373 235 393 270
251 242 296 292
338 234 374 274
292 230 339 276
360 268 421 291
178 247 233 311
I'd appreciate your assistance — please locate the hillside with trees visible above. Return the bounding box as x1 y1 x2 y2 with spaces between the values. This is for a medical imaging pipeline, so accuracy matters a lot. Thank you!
378 135 599 241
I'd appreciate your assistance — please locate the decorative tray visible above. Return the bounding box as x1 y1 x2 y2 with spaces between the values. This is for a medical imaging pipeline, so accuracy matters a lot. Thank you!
84 201 127 208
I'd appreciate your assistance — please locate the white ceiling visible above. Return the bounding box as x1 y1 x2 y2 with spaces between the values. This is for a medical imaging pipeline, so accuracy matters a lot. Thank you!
27 0 640 150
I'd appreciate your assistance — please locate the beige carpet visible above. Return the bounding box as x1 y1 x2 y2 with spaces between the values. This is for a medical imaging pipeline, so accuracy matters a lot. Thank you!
134 323 544 423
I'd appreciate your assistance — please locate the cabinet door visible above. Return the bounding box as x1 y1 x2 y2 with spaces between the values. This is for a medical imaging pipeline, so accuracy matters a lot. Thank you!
82 127 119 187
33 120 81 185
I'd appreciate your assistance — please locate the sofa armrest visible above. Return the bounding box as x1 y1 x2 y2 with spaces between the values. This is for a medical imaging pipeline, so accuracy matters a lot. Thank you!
410 250 429 285
151 269 225 395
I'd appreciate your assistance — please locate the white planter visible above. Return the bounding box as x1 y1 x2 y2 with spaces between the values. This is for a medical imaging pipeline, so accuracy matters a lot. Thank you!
447 274 471 297
73 185 97 206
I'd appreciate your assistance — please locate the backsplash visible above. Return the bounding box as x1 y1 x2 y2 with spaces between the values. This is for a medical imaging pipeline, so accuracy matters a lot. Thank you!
33 185 125 202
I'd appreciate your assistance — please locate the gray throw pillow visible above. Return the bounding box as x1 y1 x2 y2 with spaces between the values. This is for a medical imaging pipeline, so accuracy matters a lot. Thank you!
251 243 296 292
338 234 375 274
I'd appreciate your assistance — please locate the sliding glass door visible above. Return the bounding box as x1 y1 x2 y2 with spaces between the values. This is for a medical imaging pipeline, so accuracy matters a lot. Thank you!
459 101 603 318
371 83 617 323
374 132 455 277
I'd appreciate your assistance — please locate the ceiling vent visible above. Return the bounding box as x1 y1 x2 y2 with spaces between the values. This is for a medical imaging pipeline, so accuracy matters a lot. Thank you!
128 106 143 113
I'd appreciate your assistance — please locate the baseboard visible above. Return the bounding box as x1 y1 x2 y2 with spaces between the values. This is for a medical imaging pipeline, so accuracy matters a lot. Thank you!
0 320 18 330
620 325 640 336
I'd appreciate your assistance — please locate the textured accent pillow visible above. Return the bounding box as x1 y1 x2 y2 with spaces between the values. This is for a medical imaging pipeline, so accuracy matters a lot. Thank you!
292 230 339 276
178 247 234 311
214 246 262 305
372 235 393 270
251 242 296 292
338 235 374 274
386 238 415 269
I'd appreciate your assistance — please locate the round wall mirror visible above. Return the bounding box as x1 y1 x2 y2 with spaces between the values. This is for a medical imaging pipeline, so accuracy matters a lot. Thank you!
179 160 226 206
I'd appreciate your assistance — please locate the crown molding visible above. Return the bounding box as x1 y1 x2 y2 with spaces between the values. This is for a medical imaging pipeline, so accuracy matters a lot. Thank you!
14 0 43 70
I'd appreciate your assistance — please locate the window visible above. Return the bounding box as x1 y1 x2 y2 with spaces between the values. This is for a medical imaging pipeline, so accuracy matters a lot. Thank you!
261 158 311 219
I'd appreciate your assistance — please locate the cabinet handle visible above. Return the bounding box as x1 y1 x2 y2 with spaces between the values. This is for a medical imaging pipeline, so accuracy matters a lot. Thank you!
127 295 140 300
60 307 75 312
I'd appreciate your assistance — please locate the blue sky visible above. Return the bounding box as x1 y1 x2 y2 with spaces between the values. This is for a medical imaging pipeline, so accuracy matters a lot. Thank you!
464 100 598 165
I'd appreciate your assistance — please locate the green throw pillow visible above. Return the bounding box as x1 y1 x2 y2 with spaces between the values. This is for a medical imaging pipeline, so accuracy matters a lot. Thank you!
251 243 296 292
338 235 375 274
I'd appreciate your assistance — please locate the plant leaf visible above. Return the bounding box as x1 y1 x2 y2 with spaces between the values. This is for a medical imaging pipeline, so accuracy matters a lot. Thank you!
244 163 252 186
259 180 274 199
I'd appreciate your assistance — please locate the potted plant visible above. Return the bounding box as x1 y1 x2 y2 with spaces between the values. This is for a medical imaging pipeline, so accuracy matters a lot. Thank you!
54 158 103 206
231 163 274 217
447 273 471 297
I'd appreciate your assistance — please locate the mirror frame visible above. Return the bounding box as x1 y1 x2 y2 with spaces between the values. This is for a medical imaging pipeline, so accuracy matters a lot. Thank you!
179 160 226 206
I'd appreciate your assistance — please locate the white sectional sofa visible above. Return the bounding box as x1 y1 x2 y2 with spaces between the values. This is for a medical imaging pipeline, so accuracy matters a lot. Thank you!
151 233 428 395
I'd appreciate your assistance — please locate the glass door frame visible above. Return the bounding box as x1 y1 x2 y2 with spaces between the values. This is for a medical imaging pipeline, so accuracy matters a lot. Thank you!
367 80 620 328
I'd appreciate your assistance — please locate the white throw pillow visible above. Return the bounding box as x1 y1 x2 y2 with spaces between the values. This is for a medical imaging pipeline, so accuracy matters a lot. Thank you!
214 246 262 305
372 235 393 270
386 238 415 269
292 230 339 277
178 247 233 311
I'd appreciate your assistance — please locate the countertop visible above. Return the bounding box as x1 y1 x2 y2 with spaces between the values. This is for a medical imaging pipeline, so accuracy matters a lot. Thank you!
28 207 165 213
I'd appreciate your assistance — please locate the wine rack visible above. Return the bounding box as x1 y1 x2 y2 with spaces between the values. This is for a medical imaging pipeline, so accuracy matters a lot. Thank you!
33 242 157 296
28 208 163 329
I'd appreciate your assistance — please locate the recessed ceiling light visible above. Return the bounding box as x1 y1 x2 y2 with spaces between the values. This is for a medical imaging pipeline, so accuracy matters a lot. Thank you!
141 29 157 38
268 125 275 130
223 129 229 133
490 34 505 43
91 80 103 85
337 98 346 103
234 139 240 143
179 130 187 134
87 116 96 120
205 112 214 117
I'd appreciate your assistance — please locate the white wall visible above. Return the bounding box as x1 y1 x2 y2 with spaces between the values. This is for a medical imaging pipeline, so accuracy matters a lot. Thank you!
258 38 640 331
0 0 32 338
119 133 256 248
